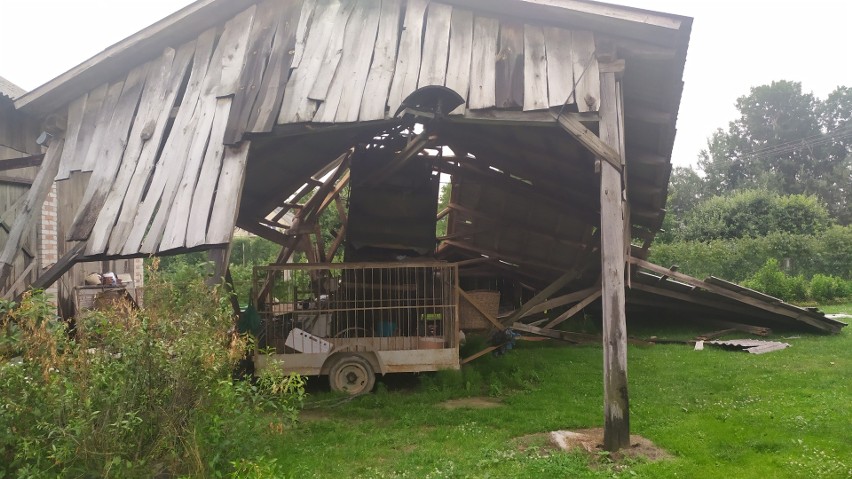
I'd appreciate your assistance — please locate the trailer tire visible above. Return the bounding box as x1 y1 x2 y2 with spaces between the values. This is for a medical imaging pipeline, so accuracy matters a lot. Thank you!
328 355 375 395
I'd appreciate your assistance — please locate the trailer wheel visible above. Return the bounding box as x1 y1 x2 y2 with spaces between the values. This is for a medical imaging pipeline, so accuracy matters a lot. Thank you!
328 355 375 395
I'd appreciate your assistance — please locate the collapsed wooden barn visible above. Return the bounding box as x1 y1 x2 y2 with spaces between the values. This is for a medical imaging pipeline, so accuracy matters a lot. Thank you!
1 0 845 450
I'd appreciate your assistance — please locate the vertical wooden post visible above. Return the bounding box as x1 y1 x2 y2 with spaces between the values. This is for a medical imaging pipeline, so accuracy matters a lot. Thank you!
598 71 630 451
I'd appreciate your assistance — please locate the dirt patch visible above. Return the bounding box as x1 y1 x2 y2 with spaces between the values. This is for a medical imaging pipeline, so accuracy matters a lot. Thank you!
549 428 671 463
438 397 503 409
297 408 335 423
513 433 561 455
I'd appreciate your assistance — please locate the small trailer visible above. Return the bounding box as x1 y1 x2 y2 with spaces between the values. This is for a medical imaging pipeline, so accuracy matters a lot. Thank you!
252 262 460 394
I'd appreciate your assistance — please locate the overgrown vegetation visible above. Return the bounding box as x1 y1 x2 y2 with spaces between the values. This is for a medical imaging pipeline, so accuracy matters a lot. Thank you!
0 263 304 478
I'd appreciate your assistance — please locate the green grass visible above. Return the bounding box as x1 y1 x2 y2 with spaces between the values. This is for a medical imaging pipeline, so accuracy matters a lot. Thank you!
266 309 852 478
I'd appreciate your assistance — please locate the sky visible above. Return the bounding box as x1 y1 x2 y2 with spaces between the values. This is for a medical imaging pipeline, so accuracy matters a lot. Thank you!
1 0 850 168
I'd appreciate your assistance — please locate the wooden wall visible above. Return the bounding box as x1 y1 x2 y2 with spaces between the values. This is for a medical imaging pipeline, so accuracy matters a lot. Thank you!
45 0 600 261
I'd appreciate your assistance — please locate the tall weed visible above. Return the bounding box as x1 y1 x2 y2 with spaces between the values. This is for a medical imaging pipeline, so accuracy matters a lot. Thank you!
0 262 303 478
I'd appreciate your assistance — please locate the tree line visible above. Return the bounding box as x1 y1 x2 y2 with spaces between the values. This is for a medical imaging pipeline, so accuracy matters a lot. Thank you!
653 81 851 303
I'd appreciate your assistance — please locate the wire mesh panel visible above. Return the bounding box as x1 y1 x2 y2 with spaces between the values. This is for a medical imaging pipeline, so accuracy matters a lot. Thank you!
253 262 458 354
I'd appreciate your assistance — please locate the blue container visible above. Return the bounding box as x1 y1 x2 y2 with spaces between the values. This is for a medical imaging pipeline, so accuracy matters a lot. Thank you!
376 320 397 337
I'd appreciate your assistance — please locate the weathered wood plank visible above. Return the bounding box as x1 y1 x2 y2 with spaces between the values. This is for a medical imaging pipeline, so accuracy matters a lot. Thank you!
291 0 317 69
142 8 255 254
571 30 600 112
279 0 344 123
86 47 181 255
553 111 621 172
68 62 150 241
162 98 234 250
418 2 453 88
519 286 599 318
598 71 629 452
358 0 402 121
386 0 428 115
0 139 63 289
105 39 199 255
314 0 381 123
80 80 124 173
247 0 303 133
179 97 234 249
445 8 473 114
206 141 251 244
119 31 218 255
0 154 43 172
543 26 574 107
309 0 356 102
495 20 524 109
56 93 87 180
468 15 498 110
224 0 282 144
523 24 548 111
63 83 108 176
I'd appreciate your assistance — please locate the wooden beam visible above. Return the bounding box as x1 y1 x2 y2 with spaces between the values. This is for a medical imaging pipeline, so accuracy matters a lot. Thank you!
368 130 435 185
236 219 291 245
0 175 33 186
13 242 86 301
0 154 43 172
447 202 589 249
0 139 63 291
598 72 630 452
503 269 580 325
520 286 599 318
554 111 622 173
543 289 602 328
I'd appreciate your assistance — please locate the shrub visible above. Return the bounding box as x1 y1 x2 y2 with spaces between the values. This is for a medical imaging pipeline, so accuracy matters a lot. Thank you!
0 264 304 478
742 258 794 300
809 274 852 303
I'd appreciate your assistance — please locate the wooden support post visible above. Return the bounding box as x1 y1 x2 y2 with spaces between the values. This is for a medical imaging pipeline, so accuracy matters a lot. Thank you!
0 139 64 291
206 246 231 288
598 71 630 451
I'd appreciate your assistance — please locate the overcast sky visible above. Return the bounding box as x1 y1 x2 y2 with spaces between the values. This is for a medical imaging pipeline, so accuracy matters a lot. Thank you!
1 0 849 168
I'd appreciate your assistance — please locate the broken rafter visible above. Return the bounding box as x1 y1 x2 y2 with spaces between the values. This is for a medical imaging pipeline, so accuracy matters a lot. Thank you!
0 154 44 172
543 288 602 329
367 129 436 185
503 269 580 325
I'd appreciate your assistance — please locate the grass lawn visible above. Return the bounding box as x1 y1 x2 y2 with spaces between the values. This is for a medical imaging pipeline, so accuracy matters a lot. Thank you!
267 305 852 478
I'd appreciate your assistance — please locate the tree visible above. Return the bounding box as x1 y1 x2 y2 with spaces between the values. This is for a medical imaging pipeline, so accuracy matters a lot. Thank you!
697 81 851 223
676 190 831 242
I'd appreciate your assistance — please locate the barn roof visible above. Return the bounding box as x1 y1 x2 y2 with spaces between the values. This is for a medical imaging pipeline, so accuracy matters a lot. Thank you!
0 76 25 100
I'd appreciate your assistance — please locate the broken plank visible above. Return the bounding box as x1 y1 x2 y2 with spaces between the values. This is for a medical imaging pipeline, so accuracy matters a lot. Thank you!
56 93 87 179
308 0 356 101
0 154 44 172
68 61 150 241
80 80 124 173
468 15 498 110
247 0 303 133
119 31 217 255
417 2 453 88
314 0 381 123
495 20 524 109
279 0 343 123
543 26 574 107
503 269 579 324
224 0 282 144
461 345 500 364
386 0 428 115
520 286 599 318
104 38 199 255
358 0 402 121
522 24 548 111
544 289 601 328
444 8 473 115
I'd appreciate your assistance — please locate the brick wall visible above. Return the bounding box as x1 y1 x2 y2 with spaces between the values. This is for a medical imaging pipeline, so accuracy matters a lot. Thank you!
39 182 59 300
